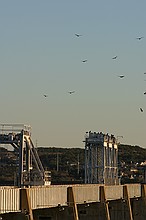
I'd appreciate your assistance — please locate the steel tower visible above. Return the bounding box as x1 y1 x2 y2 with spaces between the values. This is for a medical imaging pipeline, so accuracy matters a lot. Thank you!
0 124 47 187
84 131 119 185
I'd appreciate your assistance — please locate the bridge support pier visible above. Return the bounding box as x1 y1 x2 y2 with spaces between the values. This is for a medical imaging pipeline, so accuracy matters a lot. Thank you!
67 187 79 220
99 186 111 220
20 188 34 220
123 185 133 220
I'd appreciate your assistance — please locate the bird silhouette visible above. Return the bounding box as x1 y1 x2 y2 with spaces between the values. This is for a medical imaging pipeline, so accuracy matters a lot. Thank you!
82 59 88 63
112 56 117 59
44 94 48 97
68 91 75 94
75 34 82 37
136 37 144 40
118 75 125 78
140 108 144 112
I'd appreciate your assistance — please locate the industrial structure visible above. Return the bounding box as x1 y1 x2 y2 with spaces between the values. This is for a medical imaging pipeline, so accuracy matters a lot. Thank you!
0 126 146 219
84 131 118 185
0 124 51 187
0 184 146 220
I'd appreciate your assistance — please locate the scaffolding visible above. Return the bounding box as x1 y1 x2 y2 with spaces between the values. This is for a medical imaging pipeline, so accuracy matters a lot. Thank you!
84 131 119 185
0 124 49 187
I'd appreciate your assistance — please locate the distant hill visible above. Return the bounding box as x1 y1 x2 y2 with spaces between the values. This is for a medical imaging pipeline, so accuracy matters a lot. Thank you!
118 144 146 164
37 144 146 184
37 144 146 168
0 144 146 185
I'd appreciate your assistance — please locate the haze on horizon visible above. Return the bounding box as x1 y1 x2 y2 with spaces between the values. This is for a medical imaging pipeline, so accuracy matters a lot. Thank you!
0 0 146 148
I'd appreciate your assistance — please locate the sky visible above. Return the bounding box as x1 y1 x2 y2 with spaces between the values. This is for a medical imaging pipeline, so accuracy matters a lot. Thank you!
0 0 146 148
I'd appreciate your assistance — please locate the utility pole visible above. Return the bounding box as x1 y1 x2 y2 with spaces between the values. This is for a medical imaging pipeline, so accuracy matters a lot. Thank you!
77 154 80 175
57 153 59 172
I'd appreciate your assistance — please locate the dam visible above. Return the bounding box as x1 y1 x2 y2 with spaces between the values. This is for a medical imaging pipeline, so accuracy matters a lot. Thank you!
0 124 146 219
0 183 146 219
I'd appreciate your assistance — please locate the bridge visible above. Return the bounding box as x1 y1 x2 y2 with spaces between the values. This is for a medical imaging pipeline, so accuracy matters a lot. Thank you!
0 183 146 220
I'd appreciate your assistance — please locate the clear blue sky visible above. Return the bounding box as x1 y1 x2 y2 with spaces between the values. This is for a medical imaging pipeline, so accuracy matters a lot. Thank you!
0 0 146 148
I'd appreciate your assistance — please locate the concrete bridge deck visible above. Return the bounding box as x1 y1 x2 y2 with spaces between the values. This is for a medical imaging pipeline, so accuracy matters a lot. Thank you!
0 184 146 220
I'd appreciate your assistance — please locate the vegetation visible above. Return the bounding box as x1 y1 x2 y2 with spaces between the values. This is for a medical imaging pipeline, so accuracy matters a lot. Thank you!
0 144 146 185
118 144 146 164
37 147 85 184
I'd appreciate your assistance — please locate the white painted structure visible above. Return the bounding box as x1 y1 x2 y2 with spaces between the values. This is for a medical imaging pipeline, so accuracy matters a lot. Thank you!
84 132 118 184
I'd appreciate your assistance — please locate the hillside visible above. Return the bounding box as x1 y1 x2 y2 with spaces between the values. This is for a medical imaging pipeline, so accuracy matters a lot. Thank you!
118 144 146 163
37 144 146 184
37 144 146 168
0 144 146 185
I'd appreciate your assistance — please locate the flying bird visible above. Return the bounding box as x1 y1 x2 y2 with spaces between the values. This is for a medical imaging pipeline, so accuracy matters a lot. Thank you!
118 75 125 78
43 94 48 98
140 108 144 112
68 91 75 94
75 34 82 37
82 59 88 63
136 37 144 40
112 56 117 59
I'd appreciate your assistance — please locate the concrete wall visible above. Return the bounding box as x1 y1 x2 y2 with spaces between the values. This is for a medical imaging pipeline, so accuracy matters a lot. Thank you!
1 198 146 220
0 184 146 220
0 213 27 220
0 187 20 213
126 184 141 198
29 185 68 209
69 184 101 203
32 198 146 220
29 184 101 209
104 185 123 200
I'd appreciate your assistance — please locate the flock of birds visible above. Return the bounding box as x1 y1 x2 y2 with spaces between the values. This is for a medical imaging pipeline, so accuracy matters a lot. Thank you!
43 33 146 113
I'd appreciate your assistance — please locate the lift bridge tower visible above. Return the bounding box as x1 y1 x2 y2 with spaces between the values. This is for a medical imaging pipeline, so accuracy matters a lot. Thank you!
84 131 119 185
0 124 50 187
